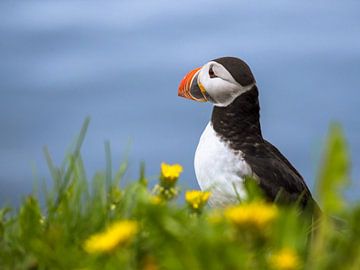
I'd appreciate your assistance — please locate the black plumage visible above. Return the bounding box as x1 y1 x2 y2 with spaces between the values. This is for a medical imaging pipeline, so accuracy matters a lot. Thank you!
213 57 256 86
211 84 318 211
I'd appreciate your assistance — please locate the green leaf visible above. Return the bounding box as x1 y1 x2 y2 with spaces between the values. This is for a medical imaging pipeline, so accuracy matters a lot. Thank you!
243 176 264 202
317 123 350 214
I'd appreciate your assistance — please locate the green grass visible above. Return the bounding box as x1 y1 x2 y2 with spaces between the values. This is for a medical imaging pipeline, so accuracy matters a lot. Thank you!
0 119 359 270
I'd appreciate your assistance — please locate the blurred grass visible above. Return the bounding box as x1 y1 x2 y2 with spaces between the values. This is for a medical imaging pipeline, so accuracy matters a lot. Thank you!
0 120 359 270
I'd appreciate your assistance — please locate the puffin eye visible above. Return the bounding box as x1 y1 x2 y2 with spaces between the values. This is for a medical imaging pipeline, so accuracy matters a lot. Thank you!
209 66 217 78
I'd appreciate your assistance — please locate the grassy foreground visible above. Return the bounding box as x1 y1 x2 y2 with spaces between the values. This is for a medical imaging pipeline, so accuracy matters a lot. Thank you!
1 119 359 270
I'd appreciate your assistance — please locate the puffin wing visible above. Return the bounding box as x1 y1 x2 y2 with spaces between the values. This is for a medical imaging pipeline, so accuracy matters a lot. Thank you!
263 140 304 180
244 140 312 207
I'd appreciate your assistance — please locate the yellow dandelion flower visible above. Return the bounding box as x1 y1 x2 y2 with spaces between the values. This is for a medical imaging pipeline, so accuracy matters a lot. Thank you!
225 201 278 228
185 190 211 209
270 248 300 270
160 163 183 182
84 220 138 253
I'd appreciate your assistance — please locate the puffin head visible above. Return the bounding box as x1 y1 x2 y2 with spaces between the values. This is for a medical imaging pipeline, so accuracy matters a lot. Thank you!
178 57 256 107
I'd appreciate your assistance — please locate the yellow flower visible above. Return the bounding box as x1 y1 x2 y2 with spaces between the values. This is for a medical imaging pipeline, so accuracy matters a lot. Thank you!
160 163 183 182
225 201 278 228
84 220 138 253
269 248 300 270
185 190 211 209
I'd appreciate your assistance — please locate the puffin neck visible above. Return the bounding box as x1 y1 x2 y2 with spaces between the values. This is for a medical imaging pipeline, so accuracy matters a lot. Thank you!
211 86 263 146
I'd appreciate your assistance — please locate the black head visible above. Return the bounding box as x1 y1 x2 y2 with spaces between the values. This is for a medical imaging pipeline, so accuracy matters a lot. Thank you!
213 57 256 87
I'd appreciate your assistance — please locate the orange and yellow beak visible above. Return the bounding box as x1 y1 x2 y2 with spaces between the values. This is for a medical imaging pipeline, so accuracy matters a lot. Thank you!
178 67 207 102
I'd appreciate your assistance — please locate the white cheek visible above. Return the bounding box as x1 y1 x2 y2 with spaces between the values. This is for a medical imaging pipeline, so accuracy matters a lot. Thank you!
199 72 241 106
198 62 255 107
205 79 238 104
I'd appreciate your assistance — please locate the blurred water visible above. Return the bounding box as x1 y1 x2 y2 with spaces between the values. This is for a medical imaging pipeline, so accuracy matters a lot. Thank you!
0 0 359 205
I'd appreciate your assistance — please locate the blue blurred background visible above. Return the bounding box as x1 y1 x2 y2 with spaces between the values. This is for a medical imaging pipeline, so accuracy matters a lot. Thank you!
0 0 359 205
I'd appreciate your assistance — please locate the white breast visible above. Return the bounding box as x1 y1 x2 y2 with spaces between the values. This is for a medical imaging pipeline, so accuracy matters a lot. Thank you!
194 122 252 207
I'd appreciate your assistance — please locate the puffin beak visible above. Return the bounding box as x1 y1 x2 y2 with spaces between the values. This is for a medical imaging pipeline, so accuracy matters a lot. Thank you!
178 67 208 102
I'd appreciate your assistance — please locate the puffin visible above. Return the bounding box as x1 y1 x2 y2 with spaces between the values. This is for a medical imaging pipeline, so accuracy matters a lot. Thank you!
178 56 318 211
